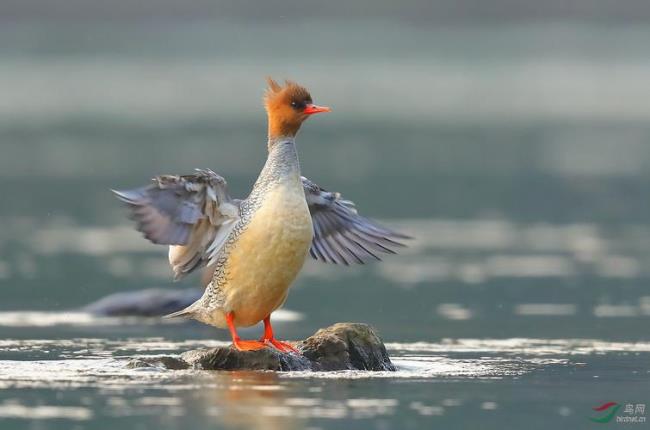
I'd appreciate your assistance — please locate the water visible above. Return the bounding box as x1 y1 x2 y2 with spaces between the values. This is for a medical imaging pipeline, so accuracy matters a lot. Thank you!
0 319 648 429
1 10 650 429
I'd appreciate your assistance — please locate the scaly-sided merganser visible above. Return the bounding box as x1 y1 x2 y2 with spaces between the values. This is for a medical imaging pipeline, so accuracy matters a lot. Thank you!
113 78 409 353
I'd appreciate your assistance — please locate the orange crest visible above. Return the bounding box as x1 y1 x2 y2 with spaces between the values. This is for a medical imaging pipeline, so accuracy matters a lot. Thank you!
263 77 315 139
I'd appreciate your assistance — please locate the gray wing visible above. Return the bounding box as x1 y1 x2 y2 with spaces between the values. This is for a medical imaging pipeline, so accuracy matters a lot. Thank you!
113 168 240 280
302 176 411 265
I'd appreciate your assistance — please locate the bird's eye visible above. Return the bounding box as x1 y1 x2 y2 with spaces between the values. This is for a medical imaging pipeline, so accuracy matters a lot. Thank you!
290 101 298 108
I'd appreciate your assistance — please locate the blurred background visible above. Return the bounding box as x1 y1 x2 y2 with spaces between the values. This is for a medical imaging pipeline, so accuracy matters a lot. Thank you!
1 0 650 342
3 2 650 429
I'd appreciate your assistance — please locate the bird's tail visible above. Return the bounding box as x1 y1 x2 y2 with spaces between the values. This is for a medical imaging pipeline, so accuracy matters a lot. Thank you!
162 306 196 320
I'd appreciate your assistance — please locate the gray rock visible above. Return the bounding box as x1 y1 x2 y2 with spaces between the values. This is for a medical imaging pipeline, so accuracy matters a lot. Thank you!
181 347 312 371
126 323 395 372
301 323 396 371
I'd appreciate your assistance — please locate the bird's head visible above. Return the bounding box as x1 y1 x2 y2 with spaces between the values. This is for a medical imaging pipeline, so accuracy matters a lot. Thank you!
264 77 330 141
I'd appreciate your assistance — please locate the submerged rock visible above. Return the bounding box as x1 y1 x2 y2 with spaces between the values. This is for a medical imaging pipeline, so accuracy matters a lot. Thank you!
126 356 189 370
127 323 395 372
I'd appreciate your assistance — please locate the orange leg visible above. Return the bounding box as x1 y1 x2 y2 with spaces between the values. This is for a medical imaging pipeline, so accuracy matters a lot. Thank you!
259 315 300 354
226 312 266 351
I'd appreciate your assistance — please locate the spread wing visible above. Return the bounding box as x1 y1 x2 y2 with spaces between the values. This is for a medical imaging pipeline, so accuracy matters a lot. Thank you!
113 168 240 280
302 176 411 265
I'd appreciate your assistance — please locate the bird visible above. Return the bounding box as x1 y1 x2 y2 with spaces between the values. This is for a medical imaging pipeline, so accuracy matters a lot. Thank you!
113 78 410 353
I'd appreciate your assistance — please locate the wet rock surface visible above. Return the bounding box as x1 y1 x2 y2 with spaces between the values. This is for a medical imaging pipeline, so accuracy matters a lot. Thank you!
127 323 395 372
301 323 396 371
181 346 312 371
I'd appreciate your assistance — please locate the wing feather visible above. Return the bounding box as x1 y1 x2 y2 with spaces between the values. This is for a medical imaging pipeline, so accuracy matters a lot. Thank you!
113 168 240 280
302 176 410 265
